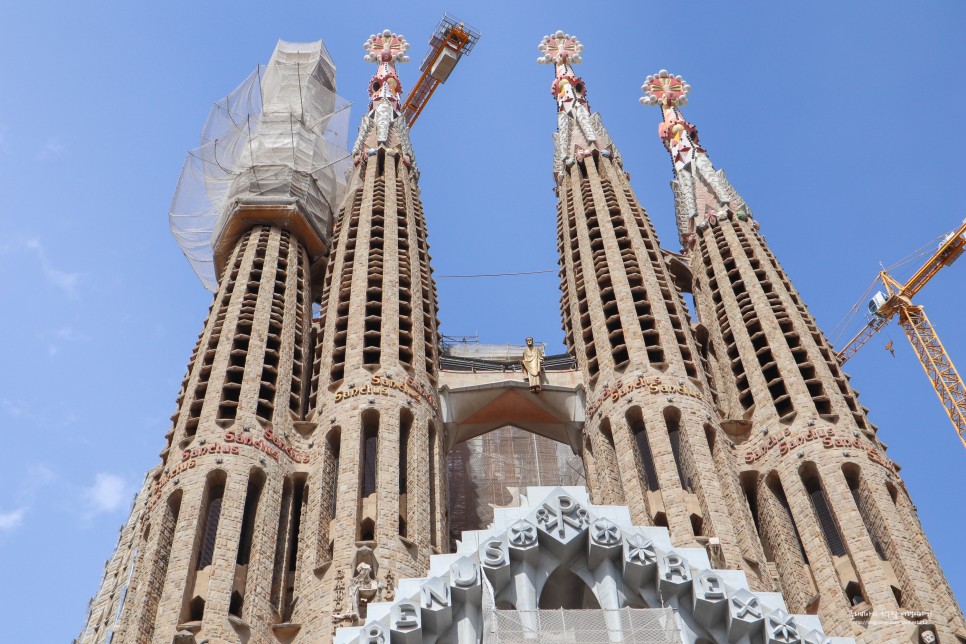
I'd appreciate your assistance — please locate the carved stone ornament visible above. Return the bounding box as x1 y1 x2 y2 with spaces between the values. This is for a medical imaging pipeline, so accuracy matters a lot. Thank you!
333 487 851 644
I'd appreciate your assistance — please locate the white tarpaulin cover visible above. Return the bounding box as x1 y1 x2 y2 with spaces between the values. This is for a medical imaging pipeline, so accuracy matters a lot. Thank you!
170 39 352 291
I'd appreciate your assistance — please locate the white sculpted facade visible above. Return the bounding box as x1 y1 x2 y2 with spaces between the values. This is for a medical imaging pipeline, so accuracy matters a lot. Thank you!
334 487 853 643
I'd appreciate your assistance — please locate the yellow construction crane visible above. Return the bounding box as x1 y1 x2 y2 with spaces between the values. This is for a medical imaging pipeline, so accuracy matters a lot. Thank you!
835 219 966 448
401 14 480 128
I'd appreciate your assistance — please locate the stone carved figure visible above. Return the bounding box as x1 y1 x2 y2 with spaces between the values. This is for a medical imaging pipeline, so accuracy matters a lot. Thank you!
521 337 544 393
331 562 384 625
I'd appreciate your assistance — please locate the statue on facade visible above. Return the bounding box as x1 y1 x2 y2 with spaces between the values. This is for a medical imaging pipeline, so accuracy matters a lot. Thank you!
332 547 386 625
521 337 545 393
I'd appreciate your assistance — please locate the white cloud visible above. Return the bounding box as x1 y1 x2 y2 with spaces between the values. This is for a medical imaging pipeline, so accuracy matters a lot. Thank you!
22 237 82 299
0 466 57 534
41 325 89 358
1 398 24 418
37 138 66 161
83 473 129 516
0 508 25 532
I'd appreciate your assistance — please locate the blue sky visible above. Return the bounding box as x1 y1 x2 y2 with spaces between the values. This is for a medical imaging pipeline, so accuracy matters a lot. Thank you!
1 2 965 640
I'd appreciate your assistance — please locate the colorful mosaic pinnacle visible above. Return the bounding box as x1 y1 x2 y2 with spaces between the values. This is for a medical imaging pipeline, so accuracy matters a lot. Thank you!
537 30 584 65
363 29 410 64
641 69 691 107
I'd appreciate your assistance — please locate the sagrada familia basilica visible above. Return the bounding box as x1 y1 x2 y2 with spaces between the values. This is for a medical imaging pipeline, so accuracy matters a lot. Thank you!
76 27 964 644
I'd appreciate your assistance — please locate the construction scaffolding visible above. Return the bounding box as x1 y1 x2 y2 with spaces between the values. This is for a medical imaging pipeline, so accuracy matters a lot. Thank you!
447 426 585 550
169 39 352 291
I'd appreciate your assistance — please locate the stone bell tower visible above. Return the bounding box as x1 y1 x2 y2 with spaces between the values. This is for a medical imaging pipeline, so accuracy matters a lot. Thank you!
303 28 447 635
538 32 771 592
78 40 342 644
641 71 966 642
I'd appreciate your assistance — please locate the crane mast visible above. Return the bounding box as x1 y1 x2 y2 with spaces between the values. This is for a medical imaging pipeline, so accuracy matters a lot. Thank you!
836 219 966 448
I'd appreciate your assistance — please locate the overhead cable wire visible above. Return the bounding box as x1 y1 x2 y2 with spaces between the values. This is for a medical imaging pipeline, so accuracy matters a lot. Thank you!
436 269 556 279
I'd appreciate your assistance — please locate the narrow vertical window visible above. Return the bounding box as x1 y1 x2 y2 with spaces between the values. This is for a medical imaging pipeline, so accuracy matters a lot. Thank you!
288 480 306 572
187 473 226 622
801 465 846 557
141 491 181 640
741 472 762 536
327 428 341 519
843 466 886 560
236 471 265 566
198 485 225 569
270 478 293 608
628 409 659 491
768 474 809 564
664 407 689 491
399 411 412 537
361 411 379 497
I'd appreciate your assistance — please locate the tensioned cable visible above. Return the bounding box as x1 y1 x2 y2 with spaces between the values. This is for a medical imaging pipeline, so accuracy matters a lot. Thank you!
436 269 556 279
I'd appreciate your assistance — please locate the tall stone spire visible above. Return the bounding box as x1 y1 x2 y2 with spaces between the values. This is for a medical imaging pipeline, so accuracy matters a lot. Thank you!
79 41 336 644
643 73 966 641
641 71 750 254
305 27 445 637
540 32 771 591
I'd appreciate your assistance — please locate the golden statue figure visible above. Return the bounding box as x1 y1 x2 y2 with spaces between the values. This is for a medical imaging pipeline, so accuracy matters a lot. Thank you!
521 337 544 393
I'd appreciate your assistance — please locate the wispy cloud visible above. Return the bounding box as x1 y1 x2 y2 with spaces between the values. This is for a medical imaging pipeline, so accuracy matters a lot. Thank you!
0 508 25 532
37 138 66 161
0 465 57 534
22 237 82 299
1 398 24 418
83 473 130 517
41 325 89 357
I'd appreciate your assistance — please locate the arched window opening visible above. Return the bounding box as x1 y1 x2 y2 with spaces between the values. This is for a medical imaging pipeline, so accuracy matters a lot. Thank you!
326 428 341 519
399 411 412 538
627 408 659 491
359 517 376 542
766 473 809 564
664 407 689 491
704 423 716 456
595 418 624 503
740 472 762 536
272 475 307 622
270 478 293 609
287 480 306 572
228 591 244 617
892 585 904 608
538 567 601 610
236 469 265 566
361 411 379 498
690 514 704 537
800 464 847 557
845 581 865 606
141 492 180 640
843 465 885 560
198 484 225 570
399 412 412 494
886 481 899 505
184 472 226 624
188 597 205 622
654 512 669 528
